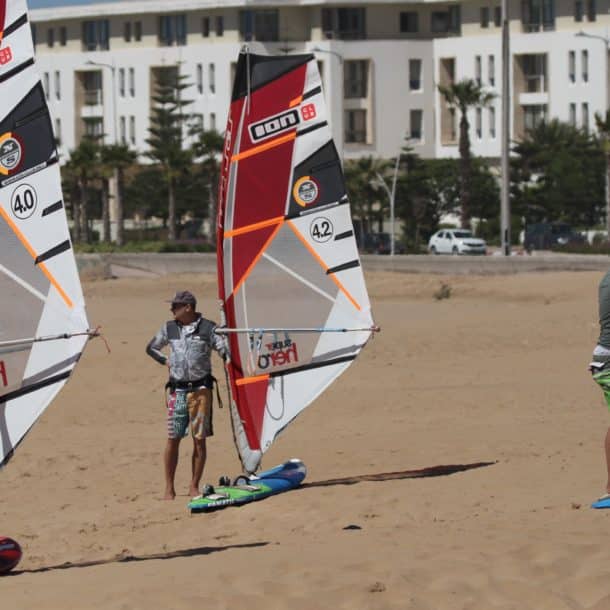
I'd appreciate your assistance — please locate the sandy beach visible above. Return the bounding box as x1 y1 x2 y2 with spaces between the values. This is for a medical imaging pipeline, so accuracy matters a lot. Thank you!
2 269 610 609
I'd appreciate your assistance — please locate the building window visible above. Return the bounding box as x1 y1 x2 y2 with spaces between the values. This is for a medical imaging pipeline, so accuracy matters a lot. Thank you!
476 107 482 138
488 55 495 86
480 7 490 28
410 109 423 140
83 117 104 139
494 6 502 25
134 22 142 41
587 0 596 20
47 28 54 48
129 116 136 145
582 50 588 82
523 104 547 131
344 60 368 98
43 72 50 99
582 102 589 129
83 70 103 106
569 102 577 126
575 0 584 20
59 26 67 46
569 50 576 83
120 116 126 144
54 71 60 100
158 14 187 46
209 63 215 93
197 64 203 93
239 10 279 42
55 118 62 146
400 12 418 33
475 55 482 85
202 17 210 37
124 22 132 42
409 59 422 90
129 68 135 97
119 68 125 97
431 6 461 33
210 112 216 131
489 106 496 138
215 16 224 36
344 109 367 143
82 20 110 51
322 7 366 40
449 107 457 141
521 0 555 32
522 54 547 92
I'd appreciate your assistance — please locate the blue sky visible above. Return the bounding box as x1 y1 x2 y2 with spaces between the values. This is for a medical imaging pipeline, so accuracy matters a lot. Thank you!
28 0 120 8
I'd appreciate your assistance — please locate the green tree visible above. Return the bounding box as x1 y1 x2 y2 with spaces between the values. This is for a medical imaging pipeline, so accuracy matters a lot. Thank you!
438 79 496 228
65 138 101 243
146 66 195 241
344 156 391 244
100 144 137 246
595 110 610 240
511 119 604 227
191 128 224 245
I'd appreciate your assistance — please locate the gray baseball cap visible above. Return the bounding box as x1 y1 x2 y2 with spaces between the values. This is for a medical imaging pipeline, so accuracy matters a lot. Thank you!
168 290 197 306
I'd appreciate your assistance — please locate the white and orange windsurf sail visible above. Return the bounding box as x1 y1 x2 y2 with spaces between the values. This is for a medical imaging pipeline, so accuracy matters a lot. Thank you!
0 0 93 466
217 49 377 473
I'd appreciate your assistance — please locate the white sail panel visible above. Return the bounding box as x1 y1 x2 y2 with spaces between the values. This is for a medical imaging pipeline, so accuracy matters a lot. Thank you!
0 0 90 466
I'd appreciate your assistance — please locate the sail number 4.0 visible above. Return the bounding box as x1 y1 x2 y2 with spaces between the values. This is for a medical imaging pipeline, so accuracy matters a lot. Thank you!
11 184 37 220
310 217 334 243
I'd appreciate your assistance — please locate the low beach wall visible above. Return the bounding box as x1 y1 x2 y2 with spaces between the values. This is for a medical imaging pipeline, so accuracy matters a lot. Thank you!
75 252 610 279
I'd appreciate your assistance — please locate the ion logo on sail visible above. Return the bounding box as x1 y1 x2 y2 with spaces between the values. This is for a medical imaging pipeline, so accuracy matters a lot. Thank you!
249 109 300 143
0 133 23 175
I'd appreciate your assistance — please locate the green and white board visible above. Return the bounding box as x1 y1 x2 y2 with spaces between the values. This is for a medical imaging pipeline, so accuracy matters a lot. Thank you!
189 459 306 513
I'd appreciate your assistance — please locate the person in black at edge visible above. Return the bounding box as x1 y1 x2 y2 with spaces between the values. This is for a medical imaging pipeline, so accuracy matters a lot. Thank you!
146 291 227 500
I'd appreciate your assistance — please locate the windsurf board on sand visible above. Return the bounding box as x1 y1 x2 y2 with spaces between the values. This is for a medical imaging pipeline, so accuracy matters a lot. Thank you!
188 459 306 513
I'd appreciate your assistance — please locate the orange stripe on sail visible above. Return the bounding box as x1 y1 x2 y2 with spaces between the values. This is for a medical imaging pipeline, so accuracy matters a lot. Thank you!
231 132 296 163
225 215 285 238
289 95 302 108
286 220 361 311
0 206 74 308
231 221 283 297
236 374 270 386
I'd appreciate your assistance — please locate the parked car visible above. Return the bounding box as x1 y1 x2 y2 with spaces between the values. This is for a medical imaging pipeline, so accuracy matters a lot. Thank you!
428 229 487 255
523 222 586 251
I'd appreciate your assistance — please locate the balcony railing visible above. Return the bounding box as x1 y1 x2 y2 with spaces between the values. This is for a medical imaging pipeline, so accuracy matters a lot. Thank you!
84 89 102 106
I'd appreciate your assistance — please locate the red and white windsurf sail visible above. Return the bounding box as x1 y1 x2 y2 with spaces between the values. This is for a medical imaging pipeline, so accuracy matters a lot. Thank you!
217 50 376 473
0 0 91 466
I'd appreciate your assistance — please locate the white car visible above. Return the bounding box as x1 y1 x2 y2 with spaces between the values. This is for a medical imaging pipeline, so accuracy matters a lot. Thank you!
428 229 487 255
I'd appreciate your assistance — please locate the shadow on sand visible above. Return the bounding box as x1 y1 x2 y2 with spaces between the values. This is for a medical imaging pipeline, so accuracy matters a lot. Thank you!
10 542 269 575
300 461 496 489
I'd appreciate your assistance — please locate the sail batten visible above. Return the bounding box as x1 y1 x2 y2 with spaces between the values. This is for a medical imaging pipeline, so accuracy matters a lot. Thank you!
217 50 375 473
0 0 90 466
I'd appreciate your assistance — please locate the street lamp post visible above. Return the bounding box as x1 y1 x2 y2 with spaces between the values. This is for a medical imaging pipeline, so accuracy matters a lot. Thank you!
576 29 610 241
85 59 119 243
500 0 511 256
372 153 401 257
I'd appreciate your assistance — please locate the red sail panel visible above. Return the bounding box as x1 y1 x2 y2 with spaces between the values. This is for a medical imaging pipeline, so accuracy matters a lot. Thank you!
235 378 269 451
0 1 5 38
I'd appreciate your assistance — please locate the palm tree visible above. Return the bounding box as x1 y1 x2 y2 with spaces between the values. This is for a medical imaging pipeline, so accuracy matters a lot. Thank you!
595 110 610 241
438 79 496 228
191 128 224 246
66 138 100 243
101 144 137 246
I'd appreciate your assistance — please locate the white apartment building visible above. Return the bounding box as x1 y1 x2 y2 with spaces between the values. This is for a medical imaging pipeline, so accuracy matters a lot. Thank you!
29 0 610 165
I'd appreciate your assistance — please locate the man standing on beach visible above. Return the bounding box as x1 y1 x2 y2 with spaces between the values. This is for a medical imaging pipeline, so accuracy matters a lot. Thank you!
146 290 227 500
590 270 610 503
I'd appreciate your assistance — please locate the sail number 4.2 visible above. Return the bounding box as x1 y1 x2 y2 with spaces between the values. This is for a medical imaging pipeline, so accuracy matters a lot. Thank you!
310 217 334 243
11 184 37 220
